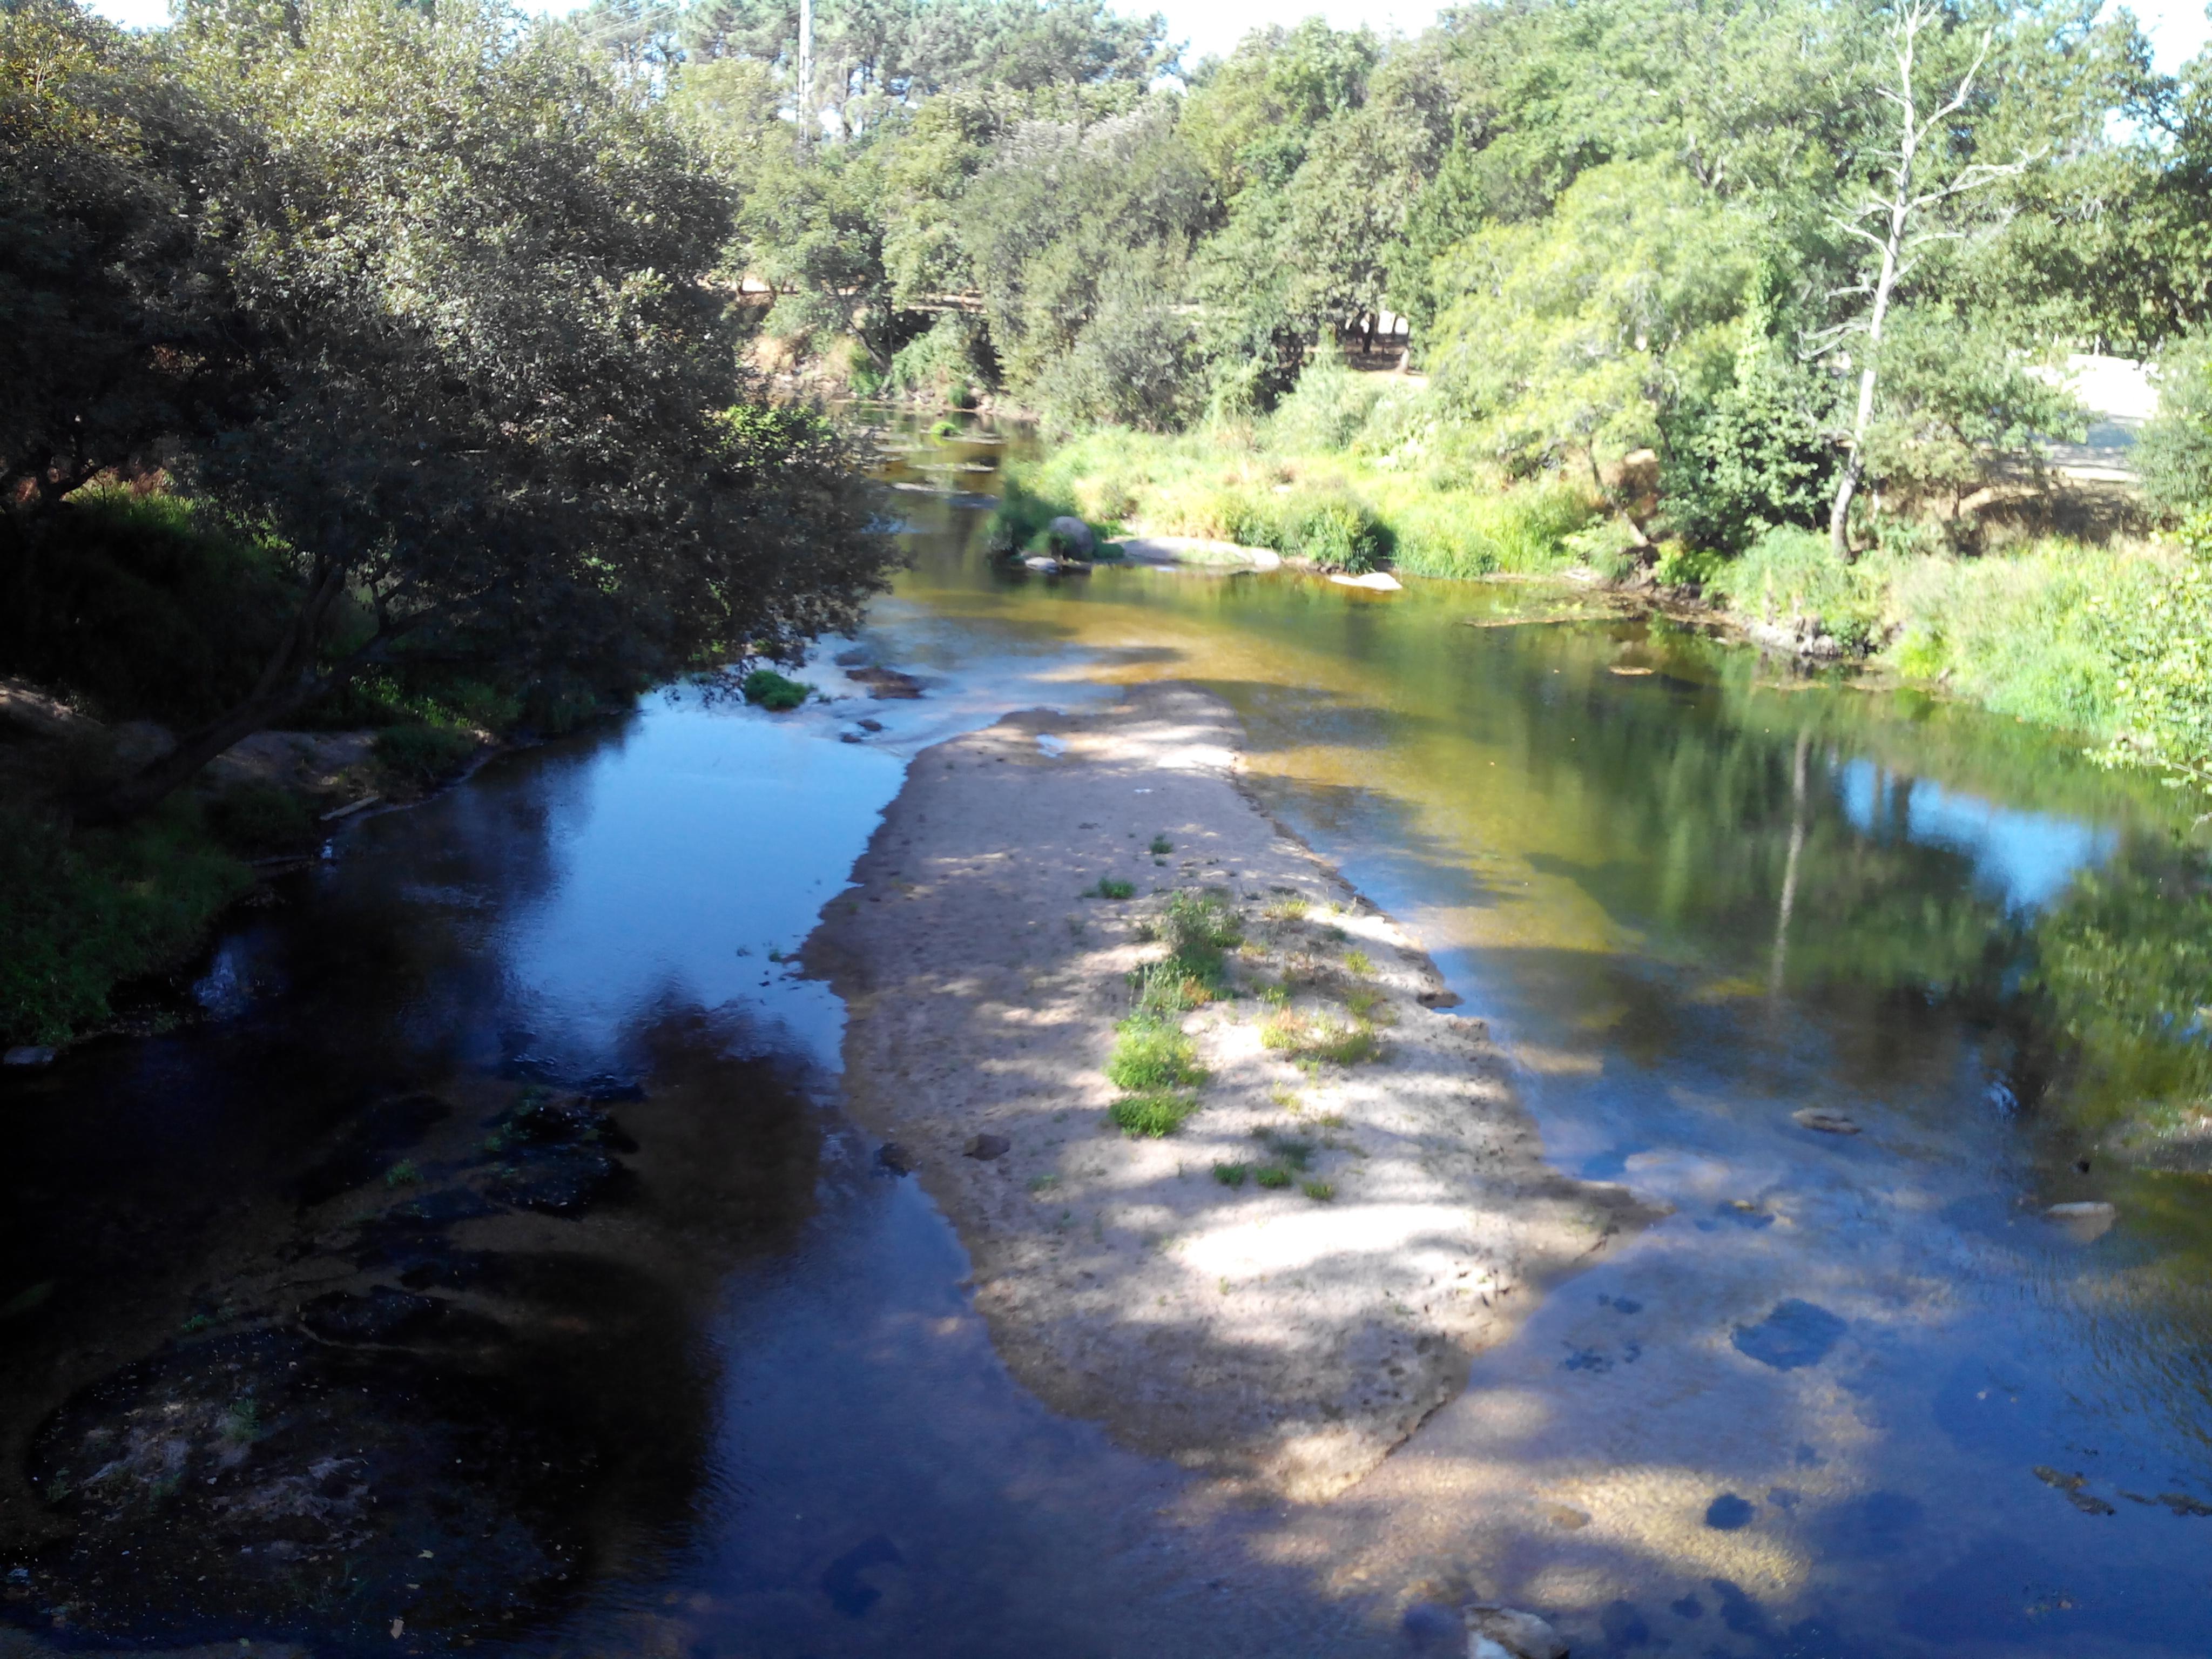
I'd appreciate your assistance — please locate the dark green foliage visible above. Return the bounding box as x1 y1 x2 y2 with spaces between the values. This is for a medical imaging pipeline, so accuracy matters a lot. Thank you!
0 490 300 727
206 783 315 853
739 667 813 711
0 799 250 1046
1087 878 1135 899
1664 347 1835 554
5 0 894 821
373 724 479 787
1210 1161 1249 1186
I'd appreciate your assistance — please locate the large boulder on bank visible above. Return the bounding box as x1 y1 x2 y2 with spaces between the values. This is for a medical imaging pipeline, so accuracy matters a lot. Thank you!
1045 516 1096 559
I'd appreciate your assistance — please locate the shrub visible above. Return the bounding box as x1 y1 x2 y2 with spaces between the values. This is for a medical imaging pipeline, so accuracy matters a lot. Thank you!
1087 878 1136 900
1109 1090 1199 1137
740 667 812 711
1105 1015 1205 1090
373 723 479 786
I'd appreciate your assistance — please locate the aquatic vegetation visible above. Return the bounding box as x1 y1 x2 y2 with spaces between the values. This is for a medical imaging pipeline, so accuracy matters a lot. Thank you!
740 668 813 711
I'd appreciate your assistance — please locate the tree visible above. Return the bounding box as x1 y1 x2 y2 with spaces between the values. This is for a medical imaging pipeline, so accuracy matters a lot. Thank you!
0 1 264 515
64 0 888 820
1810 2 2038 556
1423 158 1758 501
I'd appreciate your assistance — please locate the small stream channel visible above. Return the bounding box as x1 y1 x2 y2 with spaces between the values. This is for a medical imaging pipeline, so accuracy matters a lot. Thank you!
3 414 2209 1657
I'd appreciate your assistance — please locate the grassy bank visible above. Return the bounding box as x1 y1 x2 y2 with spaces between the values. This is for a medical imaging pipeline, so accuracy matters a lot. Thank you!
0 487 644 1049
992 362 1602 577
996 358 2212 804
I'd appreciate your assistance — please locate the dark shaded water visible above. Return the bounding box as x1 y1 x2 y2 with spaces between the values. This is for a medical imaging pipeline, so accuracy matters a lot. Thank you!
4 416 2210 1656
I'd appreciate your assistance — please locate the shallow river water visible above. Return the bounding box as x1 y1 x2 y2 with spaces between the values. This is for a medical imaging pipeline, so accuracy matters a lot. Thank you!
4 417 2210 1657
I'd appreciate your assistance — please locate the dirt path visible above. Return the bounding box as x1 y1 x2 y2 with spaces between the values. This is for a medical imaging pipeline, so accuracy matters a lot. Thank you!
804 682 1655 1500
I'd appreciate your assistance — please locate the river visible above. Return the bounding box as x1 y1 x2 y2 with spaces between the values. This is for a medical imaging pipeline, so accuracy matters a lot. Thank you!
3 415 2209 1657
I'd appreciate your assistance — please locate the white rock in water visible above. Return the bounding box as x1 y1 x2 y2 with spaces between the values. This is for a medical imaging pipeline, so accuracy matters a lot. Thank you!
2044 1199 2117 1242
1329 570 1403 590
1022 555 1063 572
1466 1604 1567 1659
3 1046 56 1067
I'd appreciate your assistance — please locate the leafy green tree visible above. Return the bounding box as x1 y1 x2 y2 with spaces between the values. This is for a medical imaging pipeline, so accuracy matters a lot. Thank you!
1 1 260 514
956 98 1212 417
48 0 890 819
1424 158 1758 496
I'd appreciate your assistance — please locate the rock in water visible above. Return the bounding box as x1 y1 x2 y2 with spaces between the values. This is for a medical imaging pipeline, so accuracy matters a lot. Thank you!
2044 1199 2117 1242
876 1142 916 1176
1046 515 1096 559
964 1133 1010 1160
1466 1604 1568 1659
1792 1108 1860 1135
3 1046 56 1067
1328 570 1402 591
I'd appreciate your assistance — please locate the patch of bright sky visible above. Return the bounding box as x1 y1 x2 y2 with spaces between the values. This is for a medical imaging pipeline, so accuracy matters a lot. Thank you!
76 0 2212 86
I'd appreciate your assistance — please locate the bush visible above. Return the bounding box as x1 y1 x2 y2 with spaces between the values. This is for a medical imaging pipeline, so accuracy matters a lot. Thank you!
739 667 813 711
374 723 480 786
207 782 316 853
1087 877 1135 900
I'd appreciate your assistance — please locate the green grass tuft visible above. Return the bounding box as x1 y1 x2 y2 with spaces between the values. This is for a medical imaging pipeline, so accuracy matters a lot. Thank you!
1105 1015 1205 1090
1254 1166 1293 1189
1087 877 1136 900
1211 1162 1249 1186
1109 1090 1199 1137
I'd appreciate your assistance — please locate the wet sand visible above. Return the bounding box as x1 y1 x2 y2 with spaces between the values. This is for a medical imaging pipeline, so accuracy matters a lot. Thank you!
805 682 1655 1500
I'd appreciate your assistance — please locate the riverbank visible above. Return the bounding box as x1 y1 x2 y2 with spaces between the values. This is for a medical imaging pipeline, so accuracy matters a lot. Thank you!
0 678 488 1052
804 682 1654 1500
989 416 2212 804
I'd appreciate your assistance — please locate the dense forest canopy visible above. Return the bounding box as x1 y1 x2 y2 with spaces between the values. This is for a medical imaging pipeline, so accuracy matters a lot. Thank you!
2 0 891 817
633 0 2211 539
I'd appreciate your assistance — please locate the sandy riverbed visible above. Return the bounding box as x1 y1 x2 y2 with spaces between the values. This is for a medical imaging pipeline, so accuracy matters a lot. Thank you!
805 683 1655 1500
